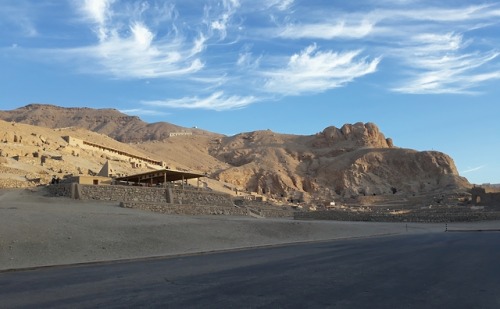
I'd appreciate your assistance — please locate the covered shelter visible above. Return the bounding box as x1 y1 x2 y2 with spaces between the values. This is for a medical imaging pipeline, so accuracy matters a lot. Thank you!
115 169 206 188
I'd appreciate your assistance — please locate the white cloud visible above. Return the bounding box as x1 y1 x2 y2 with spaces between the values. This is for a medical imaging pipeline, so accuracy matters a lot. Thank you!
142 91 258 111
205 0 241 40
236 51 261 70
0 1 39 37
119 108 170 116
461 165 486 174
393 32 500 94
398 4 495 22
82 0 113 25
265 4 499 95
263 44 380 95
279 20 375 40
264 0 294 11
410 33 466 54
69 1 205 79
81 0 114 41
4 0 500 111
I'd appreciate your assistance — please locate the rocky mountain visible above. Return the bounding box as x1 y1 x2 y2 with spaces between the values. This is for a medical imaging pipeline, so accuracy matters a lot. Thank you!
0 104 219 142
0 104 470 204
207 123 469 202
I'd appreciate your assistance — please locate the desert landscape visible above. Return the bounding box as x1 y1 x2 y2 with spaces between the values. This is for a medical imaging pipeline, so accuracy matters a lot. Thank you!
0 104 473 200
1 104 499 271
2 3 499 306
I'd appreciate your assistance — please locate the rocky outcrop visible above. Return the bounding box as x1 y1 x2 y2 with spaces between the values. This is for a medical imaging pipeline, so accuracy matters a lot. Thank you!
210 123 470 202
315 122 392 148
314 148 469 198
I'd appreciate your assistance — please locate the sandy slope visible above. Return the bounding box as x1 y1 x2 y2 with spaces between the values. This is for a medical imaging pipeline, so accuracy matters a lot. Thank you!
1 188 498 271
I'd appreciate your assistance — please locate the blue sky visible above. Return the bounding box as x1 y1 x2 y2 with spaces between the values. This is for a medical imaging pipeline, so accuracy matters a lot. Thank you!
1 0 499 184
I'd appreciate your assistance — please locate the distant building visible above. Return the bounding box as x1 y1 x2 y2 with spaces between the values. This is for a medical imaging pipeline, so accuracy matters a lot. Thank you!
63 135 166 168
169 132 192 137
63 175 113 185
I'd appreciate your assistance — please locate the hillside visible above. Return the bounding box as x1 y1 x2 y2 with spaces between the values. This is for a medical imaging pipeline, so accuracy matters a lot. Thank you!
0 104 471 205
0 120 163 188
0 104 221 142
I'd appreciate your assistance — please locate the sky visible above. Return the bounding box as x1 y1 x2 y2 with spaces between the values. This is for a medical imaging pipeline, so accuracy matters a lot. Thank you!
1 0 499 184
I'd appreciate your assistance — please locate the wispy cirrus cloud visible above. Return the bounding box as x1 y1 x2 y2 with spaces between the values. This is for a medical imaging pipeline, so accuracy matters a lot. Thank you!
142 91 258 111
278 20 375 40
3 0 500 111
392 32 500 94
461 165 486 174
119 108 170 117
263 0 294 11
205 0 241 40
68 0 205 79
0 1 40 38
263 44 380 95
270 3 500 95
80 0 114 41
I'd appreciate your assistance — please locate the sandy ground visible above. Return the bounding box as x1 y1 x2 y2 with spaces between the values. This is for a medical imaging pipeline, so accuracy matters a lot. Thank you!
1 188 499 271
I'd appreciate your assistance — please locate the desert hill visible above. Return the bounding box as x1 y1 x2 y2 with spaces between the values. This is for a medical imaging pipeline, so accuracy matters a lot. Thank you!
0 104 220 142
0 104 470 205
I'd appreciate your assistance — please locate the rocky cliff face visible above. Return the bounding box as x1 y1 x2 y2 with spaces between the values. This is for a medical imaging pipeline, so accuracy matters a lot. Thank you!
208 123 469 202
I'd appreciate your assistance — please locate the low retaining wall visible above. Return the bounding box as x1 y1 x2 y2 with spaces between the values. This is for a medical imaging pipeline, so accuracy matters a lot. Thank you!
45 184 234 206
121 202 248 216
45 183 73 197
294 209 500 223
171 188 234 207
249 208 295 218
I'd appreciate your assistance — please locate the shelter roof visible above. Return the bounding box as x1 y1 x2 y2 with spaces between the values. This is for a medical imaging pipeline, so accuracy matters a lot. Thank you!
115 169 206 184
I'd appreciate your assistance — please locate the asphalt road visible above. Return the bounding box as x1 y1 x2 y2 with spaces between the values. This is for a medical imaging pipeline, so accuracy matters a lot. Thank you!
1 232 499 308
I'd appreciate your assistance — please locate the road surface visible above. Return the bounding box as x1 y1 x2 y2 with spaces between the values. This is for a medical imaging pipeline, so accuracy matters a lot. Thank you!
1 232 499 308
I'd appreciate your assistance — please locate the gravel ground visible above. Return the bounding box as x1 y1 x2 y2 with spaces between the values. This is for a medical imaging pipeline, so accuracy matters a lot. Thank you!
1 188 499 271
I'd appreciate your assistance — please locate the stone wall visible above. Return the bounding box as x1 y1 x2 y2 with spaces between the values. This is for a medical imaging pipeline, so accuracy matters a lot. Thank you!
255 208 295 218
45 183 294 217
45 183 73 197
171 188 234 206
294 208 500 223
45 183 235 206
79 185 168 202
121 201 248 216
120 202 294 218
